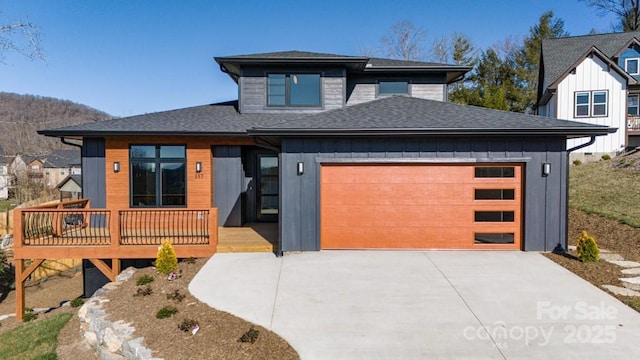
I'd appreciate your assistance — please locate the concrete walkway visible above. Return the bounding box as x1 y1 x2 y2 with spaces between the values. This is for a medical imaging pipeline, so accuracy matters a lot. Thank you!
189 251 640 359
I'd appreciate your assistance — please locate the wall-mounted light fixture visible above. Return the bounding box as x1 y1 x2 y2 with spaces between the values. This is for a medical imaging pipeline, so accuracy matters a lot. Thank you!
542 162 551 177
297 161 304 176
196 162 202 173
113 162 120 173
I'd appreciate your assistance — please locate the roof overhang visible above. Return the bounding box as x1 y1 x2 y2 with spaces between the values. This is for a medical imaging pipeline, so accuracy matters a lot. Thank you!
37 129 250 139
362 65 472 83
612 37 640 58
248 126 617 138
547 46 636 92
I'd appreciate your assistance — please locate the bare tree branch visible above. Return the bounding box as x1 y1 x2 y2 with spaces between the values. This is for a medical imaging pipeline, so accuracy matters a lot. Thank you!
582 0 640 31
0 20 44 63
380 20 427 61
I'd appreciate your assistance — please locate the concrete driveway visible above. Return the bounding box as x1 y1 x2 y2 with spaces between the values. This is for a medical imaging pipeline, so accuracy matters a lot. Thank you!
189 251 640 359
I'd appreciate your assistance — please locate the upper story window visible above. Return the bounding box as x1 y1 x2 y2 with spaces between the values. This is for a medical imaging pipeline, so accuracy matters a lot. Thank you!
267 73 321 107
575 90 607 118
626 58 640 75
378 81 409 96
130 145 186 207
629 94 639 115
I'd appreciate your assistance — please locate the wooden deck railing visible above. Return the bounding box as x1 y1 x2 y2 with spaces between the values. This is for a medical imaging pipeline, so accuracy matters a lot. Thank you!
628 115 640 130
12 199 218 320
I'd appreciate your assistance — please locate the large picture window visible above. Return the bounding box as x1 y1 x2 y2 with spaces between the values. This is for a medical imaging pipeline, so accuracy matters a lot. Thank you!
267 73 321 107
130 145 186 207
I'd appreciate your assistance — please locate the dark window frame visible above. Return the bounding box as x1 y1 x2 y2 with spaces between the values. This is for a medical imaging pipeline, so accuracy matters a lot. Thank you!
474 233 515 244
628 94 640 116
474 166 515 178
574 90 608 118
129 144 187 208
377 80 410 96
266 72 322 107
474 189 515 200
474 211 515 222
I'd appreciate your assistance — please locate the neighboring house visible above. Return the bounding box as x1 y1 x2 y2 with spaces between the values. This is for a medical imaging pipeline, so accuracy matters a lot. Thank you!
10 150 81 189
40 50 612 253
0 162 9 200
56 174 82 201
538 31 640 160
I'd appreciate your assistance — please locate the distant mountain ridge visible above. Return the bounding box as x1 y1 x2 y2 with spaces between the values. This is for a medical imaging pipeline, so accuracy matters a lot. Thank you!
0 92 111 156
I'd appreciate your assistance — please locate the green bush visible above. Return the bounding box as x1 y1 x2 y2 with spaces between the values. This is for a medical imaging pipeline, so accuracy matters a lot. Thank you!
136 274 154 286
572 159 582 166
156 305 178 319
0 249 14 289
23 309 38 322
70 298 84 308
576 231 600 263
156 239 178 275
601 154 611 161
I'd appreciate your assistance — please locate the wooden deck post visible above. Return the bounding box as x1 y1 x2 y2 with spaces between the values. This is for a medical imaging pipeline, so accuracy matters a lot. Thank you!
15 259 24 321
209 208 218 251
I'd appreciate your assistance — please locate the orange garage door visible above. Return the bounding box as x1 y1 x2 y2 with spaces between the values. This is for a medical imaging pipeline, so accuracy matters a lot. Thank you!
320 164 522 250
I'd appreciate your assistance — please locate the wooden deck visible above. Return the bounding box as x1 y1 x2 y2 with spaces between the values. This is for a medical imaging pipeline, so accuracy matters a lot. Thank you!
217 223 278 253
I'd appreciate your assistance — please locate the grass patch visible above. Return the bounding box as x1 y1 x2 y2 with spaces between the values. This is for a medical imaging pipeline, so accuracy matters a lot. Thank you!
0 312 72 360
624 298 640 312
569 161 640 227
0 199 16 211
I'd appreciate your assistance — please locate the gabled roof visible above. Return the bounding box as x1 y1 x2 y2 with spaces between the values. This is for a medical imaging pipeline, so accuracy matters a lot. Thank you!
215 50 470 83
541 31 640 91
539 46 635 105
43 150 81 168
249 96 615 137
56 174 82 189
38 101 303 138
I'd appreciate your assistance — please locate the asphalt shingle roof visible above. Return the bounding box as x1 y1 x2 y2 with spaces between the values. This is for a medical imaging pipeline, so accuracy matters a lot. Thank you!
250 96 613 136
43 150 81 168
40 101 302 137
541 31 640 88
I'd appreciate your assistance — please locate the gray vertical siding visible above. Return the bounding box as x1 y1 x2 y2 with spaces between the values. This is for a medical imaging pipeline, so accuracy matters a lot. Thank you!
346 75 447 105
239 66 345 114
280 137 568 252
213 146 243 226
81 138 106 208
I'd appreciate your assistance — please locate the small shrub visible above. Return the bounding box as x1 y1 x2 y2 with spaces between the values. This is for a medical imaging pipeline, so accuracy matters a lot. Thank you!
136 274 154 286
601 154 611 161
134 286 153 297
156 305 178 319
238 328 259 343
572 159 582 166
167 289 186 302
576 231 600 263
70 298 85 308
178 318 199 332
23 308 38 322
156 239 178 275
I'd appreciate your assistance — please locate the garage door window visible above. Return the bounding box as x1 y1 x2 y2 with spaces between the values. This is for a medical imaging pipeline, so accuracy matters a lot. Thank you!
474 189 515 200
475 211 514 222
475 233 514 244
475 166 514 178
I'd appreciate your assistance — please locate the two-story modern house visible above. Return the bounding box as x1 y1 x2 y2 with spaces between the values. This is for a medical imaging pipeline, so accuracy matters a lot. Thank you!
40 51 612 254
538 31 640 160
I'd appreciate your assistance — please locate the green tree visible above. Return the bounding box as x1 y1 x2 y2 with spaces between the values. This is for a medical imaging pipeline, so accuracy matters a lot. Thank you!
582 0 640 31
517 11 568 113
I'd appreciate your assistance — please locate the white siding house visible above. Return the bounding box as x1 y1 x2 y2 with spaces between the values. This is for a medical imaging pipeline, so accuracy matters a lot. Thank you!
556 56 627 155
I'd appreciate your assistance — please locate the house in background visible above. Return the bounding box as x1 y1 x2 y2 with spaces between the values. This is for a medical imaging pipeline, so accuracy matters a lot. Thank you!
0 160 9 200
38 50 613 255
538 31 640 161
10 150 81 190
56 174 82 201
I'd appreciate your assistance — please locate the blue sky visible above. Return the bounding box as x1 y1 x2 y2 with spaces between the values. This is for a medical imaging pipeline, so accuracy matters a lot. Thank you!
0 0 619 117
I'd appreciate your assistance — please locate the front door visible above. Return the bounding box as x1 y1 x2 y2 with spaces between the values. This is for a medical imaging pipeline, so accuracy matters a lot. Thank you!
257 153 278 222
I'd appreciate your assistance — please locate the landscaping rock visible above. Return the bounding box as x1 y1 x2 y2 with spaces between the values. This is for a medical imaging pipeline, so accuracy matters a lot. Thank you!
621 268 640 275
602 284 640 297
567 245 577 251
116 267 136 282
103 327 123 353
606 260 640 268
619 277 640 291
599 253 624 261
84 331 98 346
0 314 15 321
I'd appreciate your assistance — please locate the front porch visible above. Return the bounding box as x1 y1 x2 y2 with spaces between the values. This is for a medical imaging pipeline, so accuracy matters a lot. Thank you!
218 223 277 253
